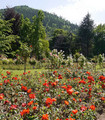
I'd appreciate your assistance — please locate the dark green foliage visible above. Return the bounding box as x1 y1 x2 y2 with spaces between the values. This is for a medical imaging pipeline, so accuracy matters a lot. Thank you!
0 6 78 59
19 15 32 44
19 10 49 60
94 24 105 55
0 5 78 37
0 18 18 56
50 29 76 56
29 57 37 65
30 10 47 59
2 7 21 57
31 10 46 44
3 7 21 35
1 6 105 59
77 13 94 57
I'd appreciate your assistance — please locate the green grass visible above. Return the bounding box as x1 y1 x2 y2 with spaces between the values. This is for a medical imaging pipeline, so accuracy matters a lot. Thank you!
0 64 36 70
0 68 47 77
1 62 105 77
96 63 105 71
0 62 56 76
0 63 47 76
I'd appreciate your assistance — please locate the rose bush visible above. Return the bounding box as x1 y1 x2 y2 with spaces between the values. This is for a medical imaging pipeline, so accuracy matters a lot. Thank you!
0 65 105 120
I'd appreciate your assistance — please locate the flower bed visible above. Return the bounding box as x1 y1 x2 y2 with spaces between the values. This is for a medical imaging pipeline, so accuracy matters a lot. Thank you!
0 66 105 120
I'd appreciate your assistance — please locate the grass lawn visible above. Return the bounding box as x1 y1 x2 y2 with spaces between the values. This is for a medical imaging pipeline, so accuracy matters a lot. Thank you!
1 63 105 76
0 63 50 76
0 68 47 77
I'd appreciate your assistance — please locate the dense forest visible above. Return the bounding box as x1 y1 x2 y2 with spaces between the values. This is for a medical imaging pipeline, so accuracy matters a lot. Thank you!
0 6 105 59
0 5 78 37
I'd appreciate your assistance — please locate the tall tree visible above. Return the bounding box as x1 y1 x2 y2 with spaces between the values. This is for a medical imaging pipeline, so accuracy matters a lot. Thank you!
20 11 49 59
50 29 67 52
94 24 105 55
31 10 46 59
50 29 76 56
78 13 94 57
0 18 16 55
3 7 21 57
3 7 21 35
19 15 32 44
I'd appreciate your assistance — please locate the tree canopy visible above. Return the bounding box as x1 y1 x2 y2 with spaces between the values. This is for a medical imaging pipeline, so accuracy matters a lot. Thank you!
77 13 94 57
94 24 105 55
0 18 18 56
0 6 105 59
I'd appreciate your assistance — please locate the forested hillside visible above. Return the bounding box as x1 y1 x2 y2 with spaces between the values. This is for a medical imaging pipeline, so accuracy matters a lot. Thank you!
0 5 78 37
0 5 105 59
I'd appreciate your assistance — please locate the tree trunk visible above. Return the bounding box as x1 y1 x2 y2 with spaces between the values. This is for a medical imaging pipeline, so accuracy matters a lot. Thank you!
24 58 27 73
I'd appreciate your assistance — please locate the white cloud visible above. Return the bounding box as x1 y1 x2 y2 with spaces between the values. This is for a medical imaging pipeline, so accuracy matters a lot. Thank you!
48 0 105 25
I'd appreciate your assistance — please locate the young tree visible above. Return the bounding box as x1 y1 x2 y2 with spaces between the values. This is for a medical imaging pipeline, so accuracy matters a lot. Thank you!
78 13 94 57
19 11 49 60
19 15 32 44
31 10 47 59
17 43 32 72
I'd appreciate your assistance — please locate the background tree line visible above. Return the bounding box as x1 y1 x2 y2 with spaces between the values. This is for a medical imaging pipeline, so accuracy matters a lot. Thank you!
0 6 105 59
0 7 49 60
50 13 105 58
0 6 78 38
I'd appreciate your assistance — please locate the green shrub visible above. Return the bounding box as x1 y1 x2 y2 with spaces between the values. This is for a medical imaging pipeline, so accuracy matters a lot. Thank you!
62 60 66 65
78 54 86 67
29 57 37 65
2 59 9 64
8 58 14 64
66 55 73 66
73 52 81 62
35 61 42 69
14 56 24 64
0 60 2 65
0 54 7 60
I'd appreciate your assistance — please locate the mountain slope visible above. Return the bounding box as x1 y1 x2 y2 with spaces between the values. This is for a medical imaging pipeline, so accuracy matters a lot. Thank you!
0 5 78 36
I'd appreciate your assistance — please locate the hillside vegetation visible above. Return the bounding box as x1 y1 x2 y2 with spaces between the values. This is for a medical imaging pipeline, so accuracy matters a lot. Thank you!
0 5 78 37
0 6 105 59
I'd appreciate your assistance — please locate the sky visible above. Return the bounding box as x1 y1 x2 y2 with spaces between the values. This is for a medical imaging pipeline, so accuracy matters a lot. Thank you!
0 0 105 25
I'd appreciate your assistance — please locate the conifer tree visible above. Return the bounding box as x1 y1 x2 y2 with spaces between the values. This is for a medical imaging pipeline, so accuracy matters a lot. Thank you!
78 13 94 57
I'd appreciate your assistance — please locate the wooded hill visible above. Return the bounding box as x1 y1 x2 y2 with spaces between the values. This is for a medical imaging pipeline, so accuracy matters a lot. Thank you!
0 5 78 37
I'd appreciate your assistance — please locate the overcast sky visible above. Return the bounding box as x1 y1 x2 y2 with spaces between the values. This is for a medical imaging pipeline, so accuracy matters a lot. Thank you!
0 0 105 25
